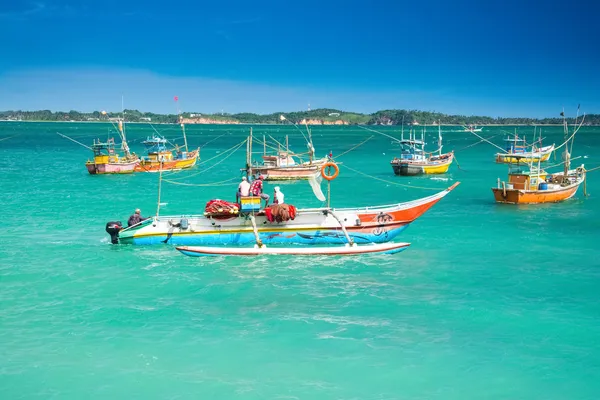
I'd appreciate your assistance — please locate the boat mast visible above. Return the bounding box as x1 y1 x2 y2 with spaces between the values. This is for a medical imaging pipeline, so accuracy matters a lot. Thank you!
246 127 253 179
175 98 189 152
563 109 570 176
119 95 131 157
401 115 405 141
438 119 442 156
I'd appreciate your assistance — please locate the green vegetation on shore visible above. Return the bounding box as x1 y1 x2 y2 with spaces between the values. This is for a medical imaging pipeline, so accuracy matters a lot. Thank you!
1 108 598 125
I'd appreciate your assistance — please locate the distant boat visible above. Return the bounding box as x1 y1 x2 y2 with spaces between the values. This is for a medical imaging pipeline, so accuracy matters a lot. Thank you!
390 122 454 176
463 124 483 132
495 134 555 164
492 108 586 204
85 136 139 175
85 119 139 175
244 127 327 181
135 134 199 172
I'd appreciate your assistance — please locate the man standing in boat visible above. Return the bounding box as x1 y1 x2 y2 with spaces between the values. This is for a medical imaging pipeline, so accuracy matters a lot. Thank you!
249 175 269 207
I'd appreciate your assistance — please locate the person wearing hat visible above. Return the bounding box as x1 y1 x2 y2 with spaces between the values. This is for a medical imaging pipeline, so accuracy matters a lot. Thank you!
236 176 251 203
127 208 145 227
273 186 284 204
249 175 270 207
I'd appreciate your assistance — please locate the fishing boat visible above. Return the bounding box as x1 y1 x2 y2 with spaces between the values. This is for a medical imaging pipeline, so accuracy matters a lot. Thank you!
495 134 555 164
135 117 199 172
390 123 454 176
85 119 140 175
108 171 460 246
463 124 483 133
492 109 586 204
85 137 139 174
135 134 199 172
245 126 327 181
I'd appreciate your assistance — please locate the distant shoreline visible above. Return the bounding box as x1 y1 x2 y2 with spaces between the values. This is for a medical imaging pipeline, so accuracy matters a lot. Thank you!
0 120 586 127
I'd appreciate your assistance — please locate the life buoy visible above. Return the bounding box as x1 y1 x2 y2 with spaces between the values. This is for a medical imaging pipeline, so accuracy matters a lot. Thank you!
321 162 339 181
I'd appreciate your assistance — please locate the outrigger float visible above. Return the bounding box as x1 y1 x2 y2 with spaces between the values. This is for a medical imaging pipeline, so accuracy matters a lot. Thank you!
108 160 460 257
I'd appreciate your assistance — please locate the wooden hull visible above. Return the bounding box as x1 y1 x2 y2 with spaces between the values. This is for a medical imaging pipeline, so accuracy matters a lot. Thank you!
86 160 138 175
176 242 410 257
115 182 460 245
496 145 554 164
492 182 581 204
391 153 453 176
135 150 199 172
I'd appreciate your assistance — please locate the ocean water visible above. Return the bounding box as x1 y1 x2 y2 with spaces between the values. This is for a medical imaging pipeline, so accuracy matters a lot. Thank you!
1 122 599 399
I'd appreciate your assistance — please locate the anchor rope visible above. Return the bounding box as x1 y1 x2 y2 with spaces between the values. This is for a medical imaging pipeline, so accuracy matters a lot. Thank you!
166 138 247 181
341 164 447 191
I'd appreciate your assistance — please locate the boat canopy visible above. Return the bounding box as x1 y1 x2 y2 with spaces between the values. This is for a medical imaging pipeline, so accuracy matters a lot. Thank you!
143 135 168 154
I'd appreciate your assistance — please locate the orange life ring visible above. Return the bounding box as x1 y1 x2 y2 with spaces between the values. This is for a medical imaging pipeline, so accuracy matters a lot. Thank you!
321 162 339 181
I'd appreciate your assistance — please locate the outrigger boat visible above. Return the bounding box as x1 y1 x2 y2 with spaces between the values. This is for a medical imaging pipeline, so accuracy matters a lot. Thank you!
390 122 454 176
245 125 327 181
85 120 140 175
495 134 554 164
108 160 460 255
135 120 199 172
492 109 586 204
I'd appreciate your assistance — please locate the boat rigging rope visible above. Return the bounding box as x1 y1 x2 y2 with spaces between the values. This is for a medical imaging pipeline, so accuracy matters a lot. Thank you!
335 135 374 159
56 132 93 150
201 132 229 148
0 134 20 142
454 133 502 153
341 164 447 191
162 176 240 187
165 138 247 181
357 125 404 143
467 130 508 153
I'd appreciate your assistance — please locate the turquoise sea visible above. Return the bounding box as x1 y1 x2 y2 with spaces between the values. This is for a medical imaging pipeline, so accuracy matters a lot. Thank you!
1 121 599 399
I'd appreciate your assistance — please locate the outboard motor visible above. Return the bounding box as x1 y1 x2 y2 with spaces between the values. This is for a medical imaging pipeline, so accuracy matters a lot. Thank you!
105 221 123 244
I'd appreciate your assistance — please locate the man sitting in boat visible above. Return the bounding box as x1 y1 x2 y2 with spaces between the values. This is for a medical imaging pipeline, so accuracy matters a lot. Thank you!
127 209 145 227
249 175 270 207
236 176 251 203
274 186 284 204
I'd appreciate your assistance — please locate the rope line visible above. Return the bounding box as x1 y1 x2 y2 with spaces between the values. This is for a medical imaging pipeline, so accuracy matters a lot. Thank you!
166 139 247 181
335 135 374 158
341 164 446 191
163 176 240 187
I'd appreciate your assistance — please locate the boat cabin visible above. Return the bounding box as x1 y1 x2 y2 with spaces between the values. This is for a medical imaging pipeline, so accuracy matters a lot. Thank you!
399 139 426 161
142 135 173 162
262 152 297 168
506 163 547 190
503 136 527 154
91 138 120 163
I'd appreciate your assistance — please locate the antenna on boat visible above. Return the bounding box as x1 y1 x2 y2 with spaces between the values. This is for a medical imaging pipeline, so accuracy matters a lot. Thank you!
174 96 189 153
246 127 253 179
438 119 443 156
401 115 405 141
156 159 164 217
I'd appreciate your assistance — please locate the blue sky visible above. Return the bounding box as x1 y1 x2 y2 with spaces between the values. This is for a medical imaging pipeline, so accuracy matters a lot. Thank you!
0 0 598 117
